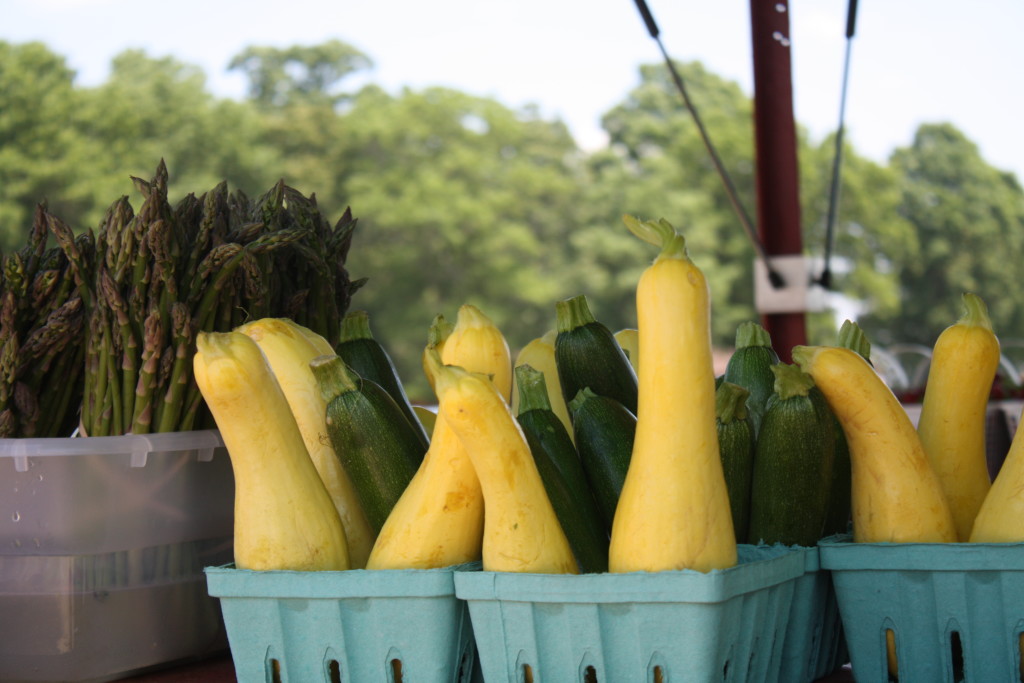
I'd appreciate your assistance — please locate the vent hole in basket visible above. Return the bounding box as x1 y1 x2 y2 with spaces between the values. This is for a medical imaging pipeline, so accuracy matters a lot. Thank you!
950 631 965 683
268 658 282 683
456 648 472 683
583 664 598 683
328 659 341 683
521 663 534 683
652 664 665 683
1018 633 1024 683
391 658 403 683
886 629 899 682
722 660 730 680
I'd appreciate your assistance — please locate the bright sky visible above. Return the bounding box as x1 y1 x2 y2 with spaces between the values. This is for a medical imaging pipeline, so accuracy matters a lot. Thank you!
6 0 1024 181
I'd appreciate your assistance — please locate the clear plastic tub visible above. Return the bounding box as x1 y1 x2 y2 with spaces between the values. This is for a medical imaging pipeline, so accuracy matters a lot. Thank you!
0 430 235 682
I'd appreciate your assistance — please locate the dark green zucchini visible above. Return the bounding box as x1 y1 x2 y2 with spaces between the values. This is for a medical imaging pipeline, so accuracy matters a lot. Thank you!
723 321 779 435
569 387 635 534
336 310 430 452
747 363 836 547
555 294 638 415
716 381 755 543
515 365 609 573
311 355 425 533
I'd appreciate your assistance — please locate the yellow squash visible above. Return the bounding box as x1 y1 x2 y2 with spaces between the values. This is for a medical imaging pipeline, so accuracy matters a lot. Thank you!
792 345 956 543
916 293 1000 541
234 318 376 568
193 331 349 571
412 405 437 437
615 328 640 374
429 350 577 574
510 329 573 441
609 217 736 573
441 304 512 402
366 317 485 569
970 404 1024 541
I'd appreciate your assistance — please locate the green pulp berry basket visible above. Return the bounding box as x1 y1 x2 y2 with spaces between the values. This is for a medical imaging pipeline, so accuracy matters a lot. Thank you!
205 562 480 683
454 545 806 683
820 536 1024 683
778 544 849 683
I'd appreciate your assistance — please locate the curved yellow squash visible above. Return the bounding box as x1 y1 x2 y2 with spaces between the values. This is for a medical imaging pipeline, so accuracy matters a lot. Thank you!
609 217 736 573
194 331 349 571
792 345 956 543
917 293 999 541
235 318 376 568
366 317 485 569
412 405 437 438
970 403 1024 541
511 330 574 442
442 304 512 402
615 328 640 374
431 351 577 574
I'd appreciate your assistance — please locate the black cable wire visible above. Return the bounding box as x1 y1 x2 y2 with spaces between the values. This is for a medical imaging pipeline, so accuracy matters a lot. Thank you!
818 0 859 289
631 0 785 289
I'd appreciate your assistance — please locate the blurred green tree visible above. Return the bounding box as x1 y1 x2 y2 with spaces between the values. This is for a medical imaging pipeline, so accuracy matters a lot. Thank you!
864 123 1024 345
0 41 96 246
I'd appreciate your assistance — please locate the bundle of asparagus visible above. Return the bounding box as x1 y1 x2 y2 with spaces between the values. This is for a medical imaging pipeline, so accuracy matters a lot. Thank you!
1 160 364 437
0 207 89 437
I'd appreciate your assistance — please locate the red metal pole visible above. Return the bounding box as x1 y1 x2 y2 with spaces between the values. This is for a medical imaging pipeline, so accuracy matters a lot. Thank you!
749 0 807 361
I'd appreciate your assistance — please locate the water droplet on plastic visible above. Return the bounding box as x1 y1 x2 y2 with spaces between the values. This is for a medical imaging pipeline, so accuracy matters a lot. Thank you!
772 31 791 46
37 474 44 481
12 511 20 522
775 3 787 12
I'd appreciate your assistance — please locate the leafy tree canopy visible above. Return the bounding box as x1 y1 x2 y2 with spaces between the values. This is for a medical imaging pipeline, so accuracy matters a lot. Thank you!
228 40 372 108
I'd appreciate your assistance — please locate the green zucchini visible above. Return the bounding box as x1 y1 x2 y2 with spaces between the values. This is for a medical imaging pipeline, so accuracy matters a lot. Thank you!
555 294 638 415
716 381 755 543
821 320 872 536
336 310 430 452
723 321 779 435
748 363 836 546
311 355 425 533
569 387 635 534
515 365 609 573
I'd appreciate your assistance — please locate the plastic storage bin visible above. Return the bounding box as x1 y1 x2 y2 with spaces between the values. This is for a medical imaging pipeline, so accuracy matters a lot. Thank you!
205 562 480 683
820 536 1024 683
454 545 806 683
778 545 848 683
0 430 235 683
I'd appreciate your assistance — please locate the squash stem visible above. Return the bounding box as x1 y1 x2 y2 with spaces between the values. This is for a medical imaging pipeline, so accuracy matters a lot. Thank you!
771 363 816 400
623 215 688 261
567 386 598 414
427 314 454 349
556 294 596 334
959 292 993 331
735 321 773 350
515 364 552 414
310 354 360 400
716 382 750 424
837 320 872 361
339 310 373 342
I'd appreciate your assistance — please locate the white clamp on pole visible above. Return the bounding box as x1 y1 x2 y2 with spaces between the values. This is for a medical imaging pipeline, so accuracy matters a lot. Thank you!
754 255 827 315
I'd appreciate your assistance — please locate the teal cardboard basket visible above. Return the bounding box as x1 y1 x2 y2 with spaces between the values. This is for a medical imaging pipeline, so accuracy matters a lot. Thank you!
454 545 805 683
777 545 849 683
205 562 480 683
820 536 1024 683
